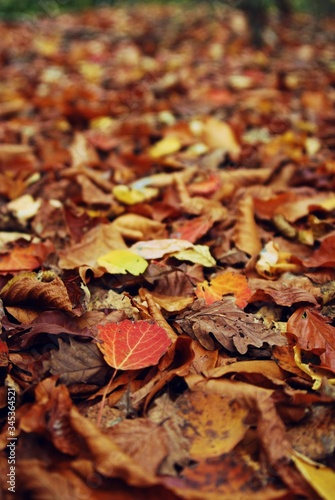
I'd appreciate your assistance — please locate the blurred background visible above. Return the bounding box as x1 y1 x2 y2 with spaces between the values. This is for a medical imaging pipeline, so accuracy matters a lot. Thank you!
0 0 335 20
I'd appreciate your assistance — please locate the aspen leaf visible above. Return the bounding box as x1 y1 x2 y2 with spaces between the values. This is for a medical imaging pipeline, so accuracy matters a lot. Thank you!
97 249 148 276
97 319 172 370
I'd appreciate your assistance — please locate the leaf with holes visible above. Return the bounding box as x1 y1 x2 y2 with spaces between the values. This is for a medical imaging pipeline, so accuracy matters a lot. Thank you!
176 297 285 353
97 319 172 370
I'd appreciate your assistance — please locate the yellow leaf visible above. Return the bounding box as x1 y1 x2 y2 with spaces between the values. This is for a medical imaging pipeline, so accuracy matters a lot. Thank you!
171 245 216 267
97 249 148 276
293 346 335 390
149 136 182 158
113 185 158 205
291 451 335 500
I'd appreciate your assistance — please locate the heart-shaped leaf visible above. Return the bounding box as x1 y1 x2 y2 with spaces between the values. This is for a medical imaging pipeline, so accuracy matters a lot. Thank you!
97 319 172 370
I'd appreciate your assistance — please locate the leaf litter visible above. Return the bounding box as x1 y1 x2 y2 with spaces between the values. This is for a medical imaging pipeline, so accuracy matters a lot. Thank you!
0 3 335 499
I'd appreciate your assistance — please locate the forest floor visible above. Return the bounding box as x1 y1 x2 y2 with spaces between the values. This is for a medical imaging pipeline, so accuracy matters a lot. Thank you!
0 4 335 499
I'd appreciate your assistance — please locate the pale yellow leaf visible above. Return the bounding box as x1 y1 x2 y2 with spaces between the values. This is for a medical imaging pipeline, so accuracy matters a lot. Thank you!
171 245 216 267
292 451 335 500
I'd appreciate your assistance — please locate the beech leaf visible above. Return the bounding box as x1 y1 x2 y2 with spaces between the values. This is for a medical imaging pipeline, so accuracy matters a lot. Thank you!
97 319 172 370
176 298 285 353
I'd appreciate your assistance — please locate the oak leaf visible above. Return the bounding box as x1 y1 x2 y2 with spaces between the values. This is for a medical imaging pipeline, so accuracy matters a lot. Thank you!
97 319 172 370
176 298 285 352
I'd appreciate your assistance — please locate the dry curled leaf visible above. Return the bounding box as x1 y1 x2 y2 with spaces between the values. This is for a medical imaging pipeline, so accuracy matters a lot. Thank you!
0 271 73 312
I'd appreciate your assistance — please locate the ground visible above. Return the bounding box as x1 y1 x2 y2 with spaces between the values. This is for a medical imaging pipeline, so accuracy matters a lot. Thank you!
0 4 335 499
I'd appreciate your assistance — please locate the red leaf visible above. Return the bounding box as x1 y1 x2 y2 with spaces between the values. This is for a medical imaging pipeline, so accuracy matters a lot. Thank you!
304 234 335 268
97 319 172 370
287 307 335 372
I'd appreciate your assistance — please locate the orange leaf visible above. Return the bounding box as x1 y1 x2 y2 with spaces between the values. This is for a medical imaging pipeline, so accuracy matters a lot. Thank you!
0 242 54 273
196 272 252 309
97 320 172 370
233 196 262 257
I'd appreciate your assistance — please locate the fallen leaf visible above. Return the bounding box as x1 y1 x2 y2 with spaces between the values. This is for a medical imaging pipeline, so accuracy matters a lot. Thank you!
46 337 110 386
130 239 193 259
291 451 335 500
149 136 182 158
97 320 172 370
233 196 262 257
196 272 252 308
171 245 216 267
58 223 127 271
97 249 148 276
201 117 240 158
106 418 169 475
113 185 159 205
176 390 249 459
111 214 166 241
287 307 335 372
176 297 286 352
304 234 335 268
0 271 73 312
0 241 54 273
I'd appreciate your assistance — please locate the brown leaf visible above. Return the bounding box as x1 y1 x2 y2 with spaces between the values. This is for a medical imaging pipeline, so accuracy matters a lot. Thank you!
0 271 73 312
111 213 167 241
58 223 126 270
304 234 335 268
248 284 318 307
46 337 110 386
176 298 286 353
106 418 169 475
233 196 262 257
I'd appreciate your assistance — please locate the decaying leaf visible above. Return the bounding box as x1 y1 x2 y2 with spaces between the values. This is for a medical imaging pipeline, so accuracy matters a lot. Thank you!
287 307 335 372
176 297 286 352
0 271 73 312
97 249 148 276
